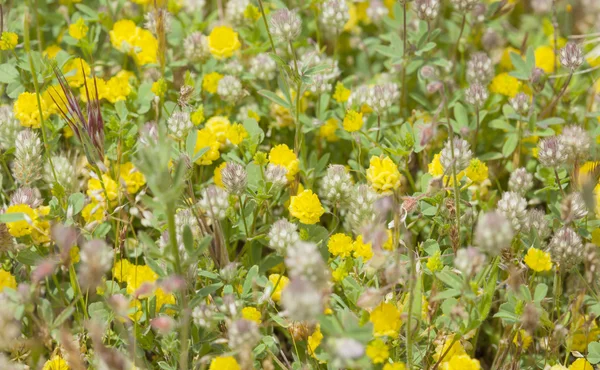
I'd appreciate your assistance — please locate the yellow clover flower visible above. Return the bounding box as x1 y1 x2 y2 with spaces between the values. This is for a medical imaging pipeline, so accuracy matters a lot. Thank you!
42 355 69 370
524 248 552 272
343 109 364 132
193 129 221 165
0 32 18 50
268 273 289 302
490 73 521 98
319 118 340 142
207 26 241 59
366 155 401 193
0 269 17 292
328 233 354 258
353 235 373 261
241 307 262 324
14 92 48 128
366 338 390 364
441 354 481 370
203 72 224 94
369 302 402 337
119 162 146 194
465 158 488 184
535 45 556 74
268 144 299 181
5 203 37 237
68 18 88 40
289 189 325 224
209 356 240 370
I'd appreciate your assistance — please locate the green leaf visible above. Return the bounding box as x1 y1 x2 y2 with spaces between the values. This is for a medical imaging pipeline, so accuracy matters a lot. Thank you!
243 265 259 295
454 103 468 129
0 64 19 84
258 90 290 110
68 193 85 216
588 342 600 364
534 283 548 302
0 212 26 223
502 134 519 158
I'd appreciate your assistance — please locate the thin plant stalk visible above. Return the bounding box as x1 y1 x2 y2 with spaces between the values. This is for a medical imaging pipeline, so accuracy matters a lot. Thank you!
257 0 276 54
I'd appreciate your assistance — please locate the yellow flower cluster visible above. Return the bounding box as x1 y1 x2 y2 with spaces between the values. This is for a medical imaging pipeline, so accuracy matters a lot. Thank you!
327 233 373 261
366 155 402 193
42 355 69 370
110 19 158 65
203 72 224 94
5 203 51 243
343 109 364 132
241 307 262 323
289 189 325 224
207 26 241 59
268 273 289 302
68 18 88 40
370 301 402 337
0 269 17 292
524 248 552 272
490 73 521 98
0 32 18 50
209 356 240 370
120 162 146 194
14 92 48 128
319 118 340 142
269 144 299 181
63 58 91 88
366 338 389 364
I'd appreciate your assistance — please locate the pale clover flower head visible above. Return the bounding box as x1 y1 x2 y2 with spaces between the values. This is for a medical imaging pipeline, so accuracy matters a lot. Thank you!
510 93 530 115
167 111 193 141
184 0 206 12
508 167 534 196
198 185 229 220
346 184 379 232
560 125 590 161
320 164 353 207
45 155 75 193
228 318 260 348
455 246 487 276
270 9 302 43
366 0 389 22
497 191 528 233
440 138 472 172
298 52 340 94
320 0 349 35
10 187 42 208
559 42 583 70
347 85 370 109
268 219 300 256
225 0 250 26
0 105 21 150
281 278 324 323
549 227 583 268
285 241 329 287
265 164 288 189
465 83 488 107
184 32 210 62
221 162 248 195
250 53 277 81
144 9 172 36
525 209 551 240
78 239 113 291
451 0 478 12
415 0 440 20
475 211 514 255
560 192 588 223
12 130 43 186
466 52 493 84
537 136 569 168
366 83 400 115
217 75 245 103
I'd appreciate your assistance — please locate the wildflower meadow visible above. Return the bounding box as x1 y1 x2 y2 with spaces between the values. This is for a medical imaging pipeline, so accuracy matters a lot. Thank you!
1 0 600 369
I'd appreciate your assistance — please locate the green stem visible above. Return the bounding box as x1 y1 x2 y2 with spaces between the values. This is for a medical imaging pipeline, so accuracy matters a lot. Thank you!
442 85 461 248
257 0 276 54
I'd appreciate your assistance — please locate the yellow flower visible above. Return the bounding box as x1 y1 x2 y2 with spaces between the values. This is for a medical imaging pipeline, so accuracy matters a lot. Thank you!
0 32 18 50
87 174 119 203
63 58 91 88
119 162 146 194
353 235 373 261
535 45 556 74
104 71 133 103
319 118 340 142
550 366 568 370
209 356 240 370
214 162 227 187
569 358 593 370
243 4 261 21
44 44 62 59
524 248 552 272
427 251 443 272
155 287 176 313
366 155 401 193
490 73 521 98
191 106 205 125
226 123 248 145
42 355 69 370
68 18 88 40
332 264 349 282
307 325 323 358
109 20 157 65
289 190 325 224
113 259 133 282
383 363 407 370
269 144 299 181
82 201 105 224
14 92 48 128
152 78 168 98
328 233 354 258
343 109 364 132
43 85 68 115
333 82 351 103
465 158 488 184
5 203 37 237
441 355 481 370
268 274 289 302
241 307 262 323
370 302 402 337
382 229 395 251
205 116 232 145
0 270 17 292
207 26 241 59
70 246 80 264
428 153 444 177
513 329 533 350
433 335 465 362
203 72 224 94
125 264 158 296
193 129 221 165
31 206 51 244
366 339 389 364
